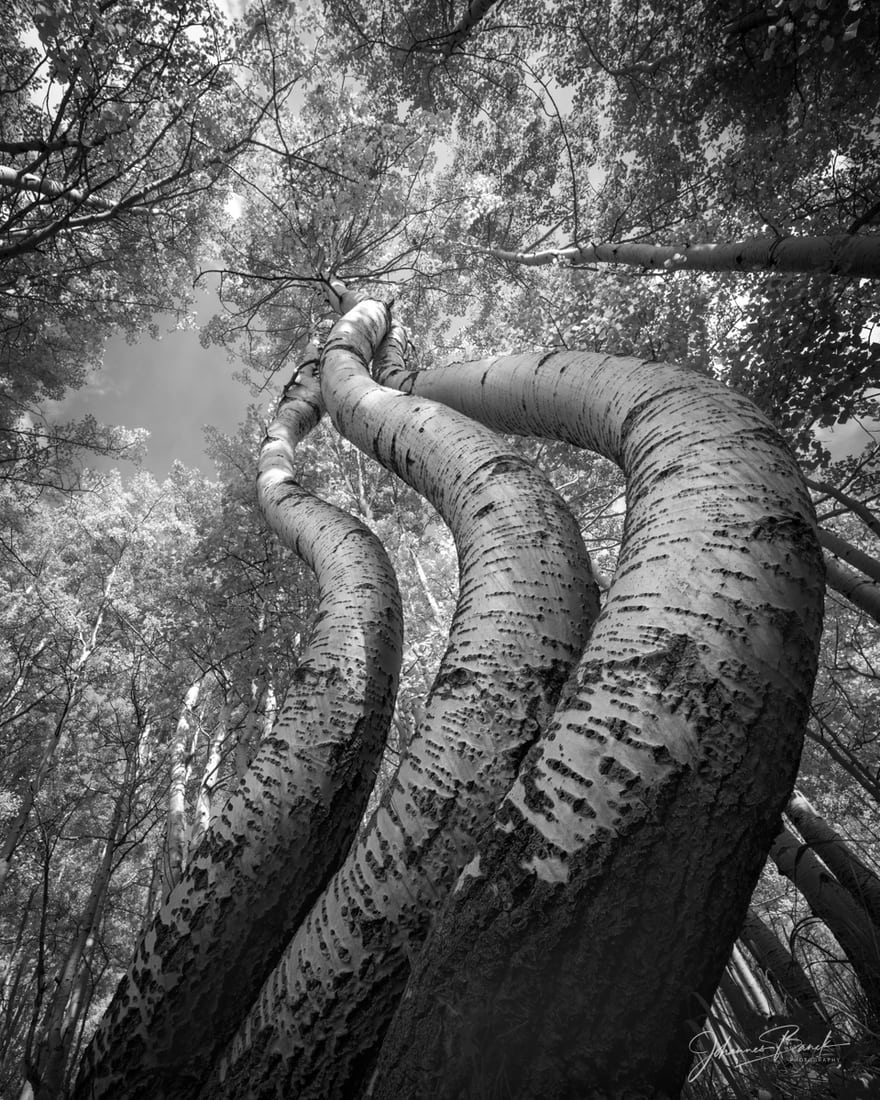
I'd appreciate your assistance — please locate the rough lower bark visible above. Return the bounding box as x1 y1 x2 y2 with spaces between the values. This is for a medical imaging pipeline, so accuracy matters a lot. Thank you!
786 791 880 928
206 306 599 1099
770 825 880 1024
484 233 880 277
71 352 403 1100
370 347 824 1098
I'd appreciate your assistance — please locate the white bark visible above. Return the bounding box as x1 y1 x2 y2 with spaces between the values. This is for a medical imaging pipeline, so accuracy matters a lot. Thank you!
823 552 880 622
162 679 203 896
208 305 599 1099
484 233 880 278
370 345 824 1096
786 790 880 927
72 350 404 1100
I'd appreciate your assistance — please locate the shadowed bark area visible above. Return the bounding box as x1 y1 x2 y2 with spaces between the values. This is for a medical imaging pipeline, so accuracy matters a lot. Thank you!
206 305 599 1099
370 348 824 1098
72 350 403 1100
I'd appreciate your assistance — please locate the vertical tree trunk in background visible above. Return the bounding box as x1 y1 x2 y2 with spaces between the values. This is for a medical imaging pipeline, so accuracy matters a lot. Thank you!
371 342 824 1097
787 790 880 927
729 942 773 1020
190 700 231 854
162 679 202 895
717 971 768 1045
72 353 404 1100
207 306 599 1099
770 825 880 1023
27 750 135 1100
0 565 118 894
739 907 830 1031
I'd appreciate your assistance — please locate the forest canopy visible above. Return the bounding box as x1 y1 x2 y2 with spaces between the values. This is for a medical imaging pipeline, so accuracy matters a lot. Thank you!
1 1 880 1098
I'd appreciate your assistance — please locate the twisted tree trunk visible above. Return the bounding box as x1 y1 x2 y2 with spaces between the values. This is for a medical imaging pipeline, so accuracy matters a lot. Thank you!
207 304 598 1099
370 343 824 1097
72 350 404 1100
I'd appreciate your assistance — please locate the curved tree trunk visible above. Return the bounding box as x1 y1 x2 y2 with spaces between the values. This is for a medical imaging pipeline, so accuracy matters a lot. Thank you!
786 791 880 928
770 825 880 1024
207 305 599 1099
369 344 824 1098
71 351 404 1100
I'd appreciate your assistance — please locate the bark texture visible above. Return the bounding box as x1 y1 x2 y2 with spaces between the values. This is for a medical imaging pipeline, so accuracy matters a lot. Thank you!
72 352 403 1100
371 347 824 1098
207 306 599 1099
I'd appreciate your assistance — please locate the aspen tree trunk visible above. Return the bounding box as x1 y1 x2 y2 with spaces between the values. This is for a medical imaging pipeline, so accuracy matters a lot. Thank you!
786 791 880 928
817 530 880 584
0 566 118 894
718 971 768 1045
370 344 824 1097
822 553 880 623
484 233 880 277
207 305 598 1099
72 351 403 1100
162 678 202 895
729 942 773 1021
770 825 880 1023
234 680 273 780
29 754 134 1100
739 906 831 1031
190 700 232 854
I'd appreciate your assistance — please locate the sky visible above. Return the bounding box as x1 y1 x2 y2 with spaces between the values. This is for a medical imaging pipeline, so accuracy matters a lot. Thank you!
53 292 877 484
53 283 256 481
